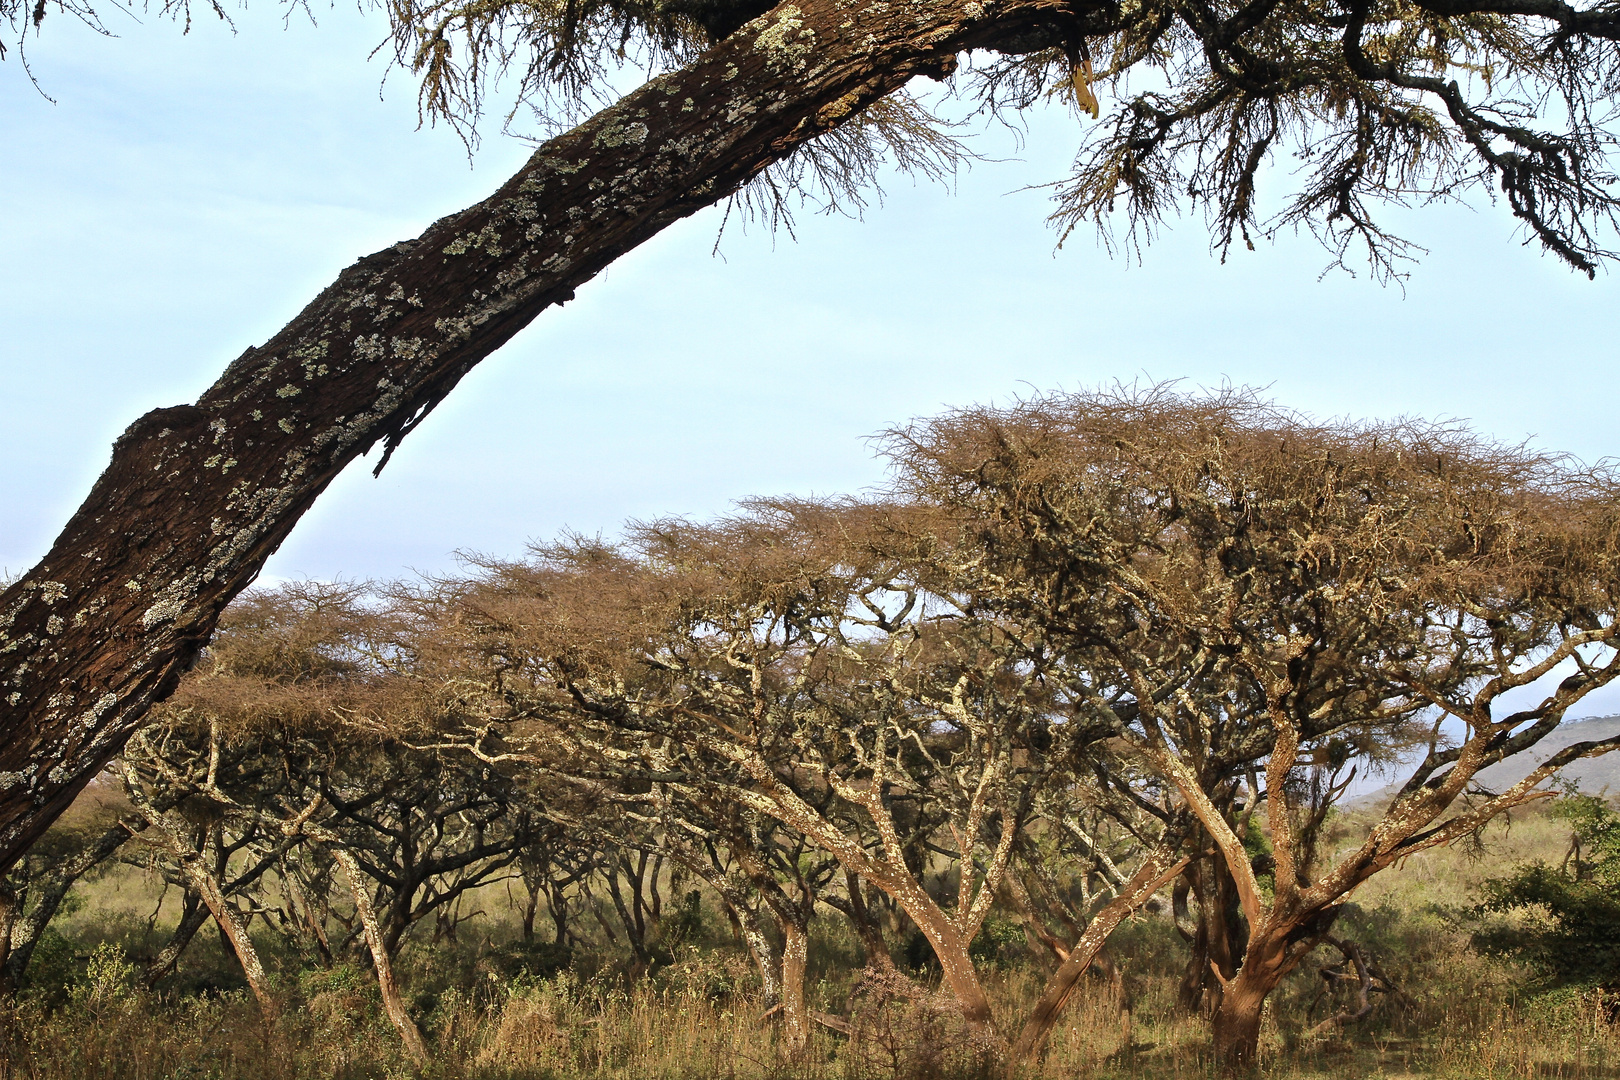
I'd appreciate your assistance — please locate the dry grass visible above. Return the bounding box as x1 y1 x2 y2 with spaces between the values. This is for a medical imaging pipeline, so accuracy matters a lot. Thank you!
0 949 1614 1080
4 800 1614 1079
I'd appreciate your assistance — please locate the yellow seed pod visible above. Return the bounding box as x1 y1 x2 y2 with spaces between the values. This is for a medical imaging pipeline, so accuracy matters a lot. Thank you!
1072 58 1101 119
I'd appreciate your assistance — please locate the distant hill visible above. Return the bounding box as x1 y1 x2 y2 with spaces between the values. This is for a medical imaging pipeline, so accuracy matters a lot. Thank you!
1353 714 1620 807
1472 714 1620 796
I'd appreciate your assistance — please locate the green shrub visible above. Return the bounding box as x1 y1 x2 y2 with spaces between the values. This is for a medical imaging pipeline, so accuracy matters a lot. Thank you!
1470 792 1620 991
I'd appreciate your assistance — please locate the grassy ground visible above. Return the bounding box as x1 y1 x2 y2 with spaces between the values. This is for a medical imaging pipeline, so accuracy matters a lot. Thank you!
1 799 1613 1079
2 953 1614 1080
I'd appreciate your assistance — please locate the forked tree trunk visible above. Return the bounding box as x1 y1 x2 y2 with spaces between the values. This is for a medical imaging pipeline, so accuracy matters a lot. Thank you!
0 0 1104 878
912 908 997 1035
1210 977 1269 1069
549 887 571 946
1206 911 1333 1069
117 769 281 1022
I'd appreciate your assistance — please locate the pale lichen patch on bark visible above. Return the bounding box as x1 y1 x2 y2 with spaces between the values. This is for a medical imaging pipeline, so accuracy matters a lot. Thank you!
354 335 387 362
140 595 188 631
444 224 505 257
755 5 816 70
594 120 651 148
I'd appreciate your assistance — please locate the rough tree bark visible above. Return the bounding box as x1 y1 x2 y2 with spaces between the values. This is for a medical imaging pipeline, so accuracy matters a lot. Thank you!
0 0 1104 874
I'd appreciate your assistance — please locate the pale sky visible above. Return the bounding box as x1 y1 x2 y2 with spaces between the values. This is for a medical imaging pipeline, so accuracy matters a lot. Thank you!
4 0 1617 676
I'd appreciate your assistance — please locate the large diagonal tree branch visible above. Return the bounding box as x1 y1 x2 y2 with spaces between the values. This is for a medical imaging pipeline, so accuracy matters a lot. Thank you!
0 0 1100 874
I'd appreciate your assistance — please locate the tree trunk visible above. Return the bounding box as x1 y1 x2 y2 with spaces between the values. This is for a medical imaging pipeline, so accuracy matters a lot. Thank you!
144 888 212 988
844 871 895 973
117 769 280 1022
1207 913 1333 1070
0 0 1102 877
1178 848 1244 1015
2 815 143 989
1007 849 1186 1068
780 917 810 1054
605 862 652 967
829 862 999 1041
182 857 280 1023
1210 976 1269 1070
549 885 570 945
331 847 430 1066
0 884 16 995
521 882 540 943
740 914 783 1009
916 914 997 1037
1173 867 1207 1013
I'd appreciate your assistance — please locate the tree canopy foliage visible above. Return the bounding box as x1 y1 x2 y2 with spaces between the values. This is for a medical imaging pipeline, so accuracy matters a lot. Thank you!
13 0 1620 274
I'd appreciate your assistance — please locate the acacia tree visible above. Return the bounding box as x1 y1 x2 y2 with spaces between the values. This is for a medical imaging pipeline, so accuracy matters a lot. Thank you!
5 0 1620 875
883 386 1620 1066
116 727 295 1023
109 578 487 1061
432 504 1189 1061
105 580 381 1018
454 515 1046 1040
0 778 147 993
404 573 836 1035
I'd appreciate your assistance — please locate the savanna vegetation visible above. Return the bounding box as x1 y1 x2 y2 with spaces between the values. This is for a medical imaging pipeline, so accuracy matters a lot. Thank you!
3 386 1619 1078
